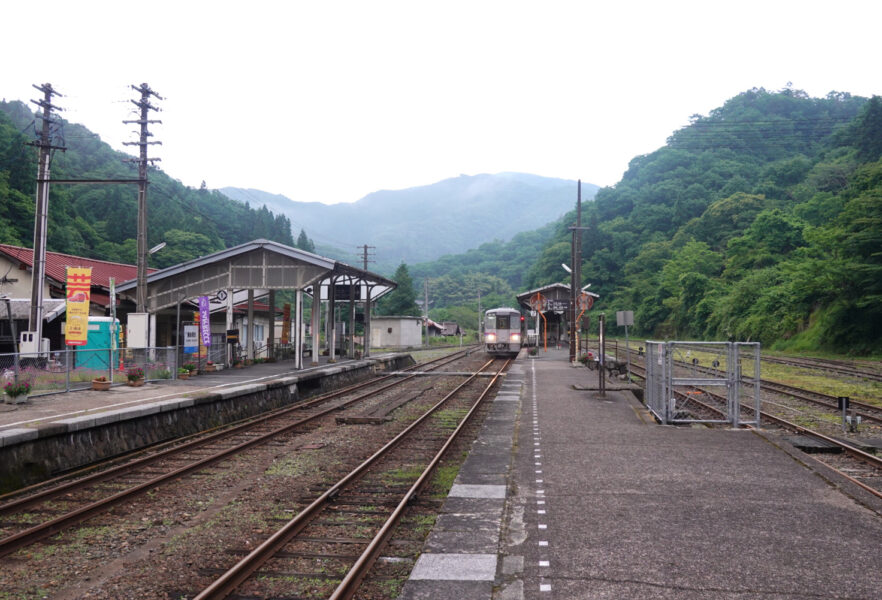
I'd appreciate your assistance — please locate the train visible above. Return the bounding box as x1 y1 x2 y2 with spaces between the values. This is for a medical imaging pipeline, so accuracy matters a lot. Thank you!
483 307 524 357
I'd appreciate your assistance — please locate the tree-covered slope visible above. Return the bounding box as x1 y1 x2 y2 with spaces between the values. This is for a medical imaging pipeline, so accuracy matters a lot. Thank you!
526 88 880 353
0 100 295 268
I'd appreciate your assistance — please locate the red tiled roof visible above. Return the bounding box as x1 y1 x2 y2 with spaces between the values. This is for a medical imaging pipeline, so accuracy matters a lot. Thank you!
0 244 156 288
233 301 283 313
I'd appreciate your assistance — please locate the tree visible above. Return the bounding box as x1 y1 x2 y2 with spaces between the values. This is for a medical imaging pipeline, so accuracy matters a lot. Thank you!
296 229 315 253
376 263 420 316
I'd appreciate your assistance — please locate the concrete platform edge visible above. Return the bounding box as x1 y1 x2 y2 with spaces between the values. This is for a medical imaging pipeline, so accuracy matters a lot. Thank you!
398 360 524 600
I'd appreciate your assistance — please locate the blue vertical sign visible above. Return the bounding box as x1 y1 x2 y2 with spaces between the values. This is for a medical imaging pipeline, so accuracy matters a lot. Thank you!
198 296 211 347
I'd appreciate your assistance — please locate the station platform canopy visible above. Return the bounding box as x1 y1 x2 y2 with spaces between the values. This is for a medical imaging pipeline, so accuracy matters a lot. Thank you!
114 239 396 366
114 239 396 313
516 282 599 315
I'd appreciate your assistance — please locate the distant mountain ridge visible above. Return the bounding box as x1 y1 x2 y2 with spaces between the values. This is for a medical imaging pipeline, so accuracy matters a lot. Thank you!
221 173 598 272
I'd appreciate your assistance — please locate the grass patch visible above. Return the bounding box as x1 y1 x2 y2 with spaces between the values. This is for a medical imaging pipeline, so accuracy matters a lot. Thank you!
380 465 424 487
431 408 468 430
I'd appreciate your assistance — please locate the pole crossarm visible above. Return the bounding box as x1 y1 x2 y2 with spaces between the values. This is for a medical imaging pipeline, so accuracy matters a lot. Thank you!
43 179 144 184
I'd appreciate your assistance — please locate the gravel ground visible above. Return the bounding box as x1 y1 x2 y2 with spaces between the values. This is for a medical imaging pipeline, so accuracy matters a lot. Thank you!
0 350 492 599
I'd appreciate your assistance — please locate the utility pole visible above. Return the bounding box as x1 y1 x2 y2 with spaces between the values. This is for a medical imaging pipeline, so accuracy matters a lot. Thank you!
477 290 482 342
123 83 162 315
568 180 588 364
27 84 65 346
423 279 429 347
358 244 376 271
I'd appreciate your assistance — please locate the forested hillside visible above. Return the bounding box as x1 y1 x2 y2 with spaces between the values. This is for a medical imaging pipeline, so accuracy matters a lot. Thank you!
0 100 295 268
418 88 882 354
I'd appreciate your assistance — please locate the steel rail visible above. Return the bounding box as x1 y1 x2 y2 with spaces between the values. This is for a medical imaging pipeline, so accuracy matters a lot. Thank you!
329 359 510 600
678 383 882 471
193 357 501 600
0 351 470 558
631 365 882 500
701 389 882 501
628 353 882 424
759 355 882 382
0 349 467 513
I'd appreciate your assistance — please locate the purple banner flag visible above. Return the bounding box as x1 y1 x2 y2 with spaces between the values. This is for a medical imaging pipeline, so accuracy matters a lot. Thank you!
198 296 211 347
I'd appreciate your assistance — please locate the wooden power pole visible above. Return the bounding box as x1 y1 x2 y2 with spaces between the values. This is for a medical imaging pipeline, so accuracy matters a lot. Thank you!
27 83 65 343
123 83 162 314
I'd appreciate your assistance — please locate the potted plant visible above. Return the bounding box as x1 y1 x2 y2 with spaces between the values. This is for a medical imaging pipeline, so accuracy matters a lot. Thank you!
204 360 216 372
91 375 112 391
233 359 243 369
178 367 190 380
4 380 31 404
127 367 145 386
183 363 196 376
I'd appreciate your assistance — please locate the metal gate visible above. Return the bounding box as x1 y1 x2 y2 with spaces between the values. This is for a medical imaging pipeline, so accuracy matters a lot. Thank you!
644 341 761 427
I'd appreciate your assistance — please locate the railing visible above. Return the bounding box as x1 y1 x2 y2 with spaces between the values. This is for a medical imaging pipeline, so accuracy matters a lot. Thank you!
1 347 177 398
644 341 761 427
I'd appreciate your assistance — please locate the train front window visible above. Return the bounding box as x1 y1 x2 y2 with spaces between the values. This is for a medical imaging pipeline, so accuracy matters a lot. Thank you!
495 315 511 329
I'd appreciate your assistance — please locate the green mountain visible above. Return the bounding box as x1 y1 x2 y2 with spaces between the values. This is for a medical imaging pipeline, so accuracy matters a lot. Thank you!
221 174 598 272
414 88 882 354
0 100 295 268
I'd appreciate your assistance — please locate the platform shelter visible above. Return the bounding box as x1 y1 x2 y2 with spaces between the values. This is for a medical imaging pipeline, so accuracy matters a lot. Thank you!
516 283 598 350
114 239 396 368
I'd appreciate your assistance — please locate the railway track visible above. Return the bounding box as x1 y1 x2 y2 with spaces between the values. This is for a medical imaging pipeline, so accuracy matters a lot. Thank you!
610 343 882 384
629 363 882 501
760 354 882 383
618 346 882 425
0 350 471 560
193 357 509 599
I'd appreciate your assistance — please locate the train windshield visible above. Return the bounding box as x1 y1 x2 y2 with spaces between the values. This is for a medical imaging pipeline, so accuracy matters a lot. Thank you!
493 314 511 329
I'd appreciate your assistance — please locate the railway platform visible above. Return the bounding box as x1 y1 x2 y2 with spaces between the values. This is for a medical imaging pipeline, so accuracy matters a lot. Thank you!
401 347 882 599
0 353 414 492
0 354 373 432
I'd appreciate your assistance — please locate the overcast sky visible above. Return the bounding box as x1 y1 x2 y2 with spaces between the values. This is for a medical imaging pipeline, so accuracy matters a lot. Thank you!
3 1 881 205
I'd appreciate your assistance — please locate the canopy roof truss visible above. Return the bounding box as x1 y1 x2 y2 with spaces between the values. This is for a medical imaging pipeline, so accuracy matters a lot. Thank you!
115 239 396 311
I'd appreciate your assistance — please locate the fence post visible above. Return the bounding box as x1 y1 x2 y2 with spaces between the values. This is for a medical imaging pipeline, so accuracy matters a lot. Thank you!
65 348 72 392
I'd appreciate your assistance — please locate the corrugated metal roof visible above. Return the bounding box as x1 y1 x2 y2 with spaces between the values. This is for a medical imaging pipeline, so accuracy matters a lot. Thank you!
0 244 154 288
0 298 66 321
115 239 335 291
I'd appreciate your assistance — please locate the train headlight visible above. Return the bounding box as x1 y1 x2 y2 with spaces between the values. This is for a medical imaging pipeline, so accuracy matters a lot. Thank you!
510 333 520 342
485 332 496 342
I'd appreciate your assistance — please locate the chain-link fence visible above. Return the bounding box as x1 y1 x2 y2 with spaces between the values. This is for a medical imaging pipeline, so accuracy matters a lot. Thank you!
644 341 761 427
1 346 177 397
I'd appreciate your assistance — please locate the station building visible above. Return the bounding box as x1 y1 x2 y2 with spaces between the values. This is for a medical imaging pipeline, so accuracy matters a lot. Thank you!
516 282 599 348
1 239 396 368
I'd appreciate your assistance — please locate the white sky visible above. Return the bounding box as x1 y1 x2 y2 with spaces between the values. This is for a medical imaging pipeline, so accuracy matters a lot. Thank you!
3 0 881 205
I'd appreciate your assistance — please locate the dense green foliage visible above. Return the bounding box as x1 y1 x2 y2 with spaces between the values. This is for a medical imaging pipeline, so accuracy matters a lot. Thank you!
376 263 420 316
0 101 295 267
415 88 882 353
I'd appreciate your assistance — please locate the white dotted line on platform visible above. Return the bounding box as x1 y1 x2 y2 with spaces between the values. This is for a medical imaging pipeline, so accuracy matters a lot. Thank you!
531 358 551 594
